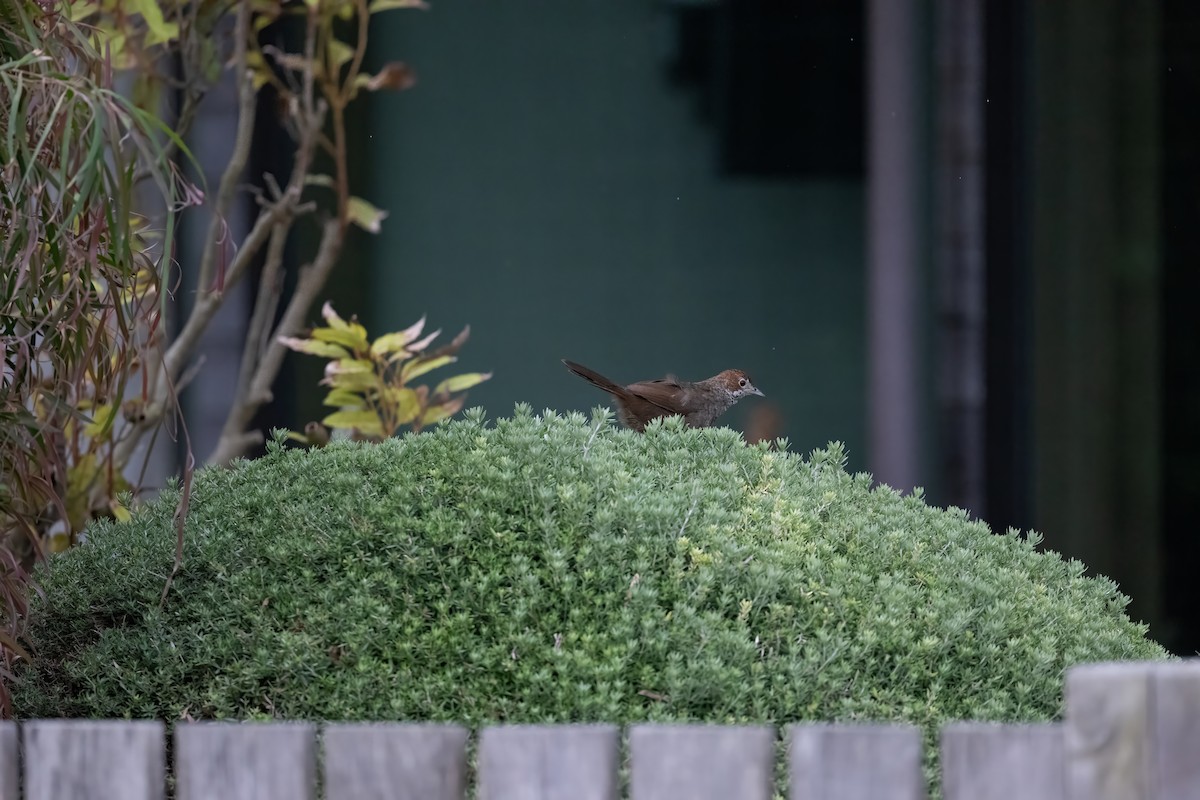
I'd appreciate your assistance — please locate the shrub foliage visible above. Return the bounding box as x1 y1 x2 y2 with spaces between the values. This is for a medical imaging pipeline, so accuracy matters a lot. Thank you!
15 408 1167 728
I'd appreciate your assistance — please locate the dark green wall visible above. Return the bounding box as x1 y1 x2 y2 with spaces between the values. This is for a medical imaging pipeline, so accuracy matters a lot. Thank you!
361 1 866 466
1031 1 1163 635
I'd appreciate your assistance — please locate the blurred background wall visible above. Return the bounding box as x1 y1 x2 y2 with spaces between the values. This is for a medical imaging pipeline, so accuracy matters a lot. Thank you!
360 0 869 470
176 0 1198 655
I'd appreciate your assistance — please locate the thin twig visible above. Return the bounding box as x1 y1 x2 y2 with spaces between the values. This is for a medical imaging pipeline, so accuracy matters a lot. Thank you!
582 416 604 458
159 431 193 610
174 353 206 393
678 499 698 538
195 0 255 296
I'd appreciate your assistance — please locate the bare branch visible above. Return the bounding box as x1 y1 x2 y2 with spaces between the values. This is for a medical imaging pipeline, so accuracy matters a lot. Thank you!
159 434 193 610
162 83 324 388
196 0 256 296
118 0 352 469
207 217 343 466
174 353 207 393
231 220 287 404
163 200 284 381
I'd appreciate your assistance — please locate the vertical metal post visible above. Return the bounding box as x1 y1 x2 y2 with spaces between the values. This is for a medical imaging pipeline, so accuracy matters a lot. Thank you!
934 0 986 515
867 0 922 491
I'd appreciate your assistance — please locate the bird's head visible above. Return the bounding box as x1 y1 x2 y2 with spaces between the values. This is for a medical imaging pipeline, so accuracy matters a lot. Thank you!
716 370 764 400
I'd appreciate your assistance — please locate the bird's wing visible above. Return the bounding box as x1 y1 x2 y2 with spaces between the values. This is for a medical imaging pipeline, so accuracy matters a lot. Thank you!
625 378 692 416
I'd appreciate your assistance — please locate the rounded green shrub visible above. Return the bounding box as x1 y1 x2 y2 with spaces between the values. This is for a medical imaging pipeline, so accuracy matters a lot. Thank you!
15 406 1167 730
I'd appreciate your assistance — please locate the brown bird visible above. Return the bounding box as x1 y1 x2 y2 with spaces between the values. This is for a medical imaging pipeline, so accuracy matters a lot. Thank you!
562 359 764 432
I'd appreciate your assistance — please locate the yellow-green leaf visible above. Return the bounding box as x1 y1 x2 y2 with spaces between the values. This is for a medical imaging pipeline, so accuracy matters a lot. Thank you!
110 499 132 523
83 403 119 438
322 409 384 436
434 371 492 395
406 328 442 354
388 387 422 424
105 32 134 69
312 325 369 352
369 0 430 10
328 37 355 69
278 336 349 359
327 357 374 374
322 388 365 407
67 0 95 22
386 349 418 365
402 355 455 382
347 196 388 233
306 173 336 189
421 395 467 427
370 333 409 358
354 62 417 92
370 316 426 356
127 0 180 45
245 50 274 90
64 454 97 533
323 358 375 387
320 301 350 330
326 369 379 393
330 0 358 19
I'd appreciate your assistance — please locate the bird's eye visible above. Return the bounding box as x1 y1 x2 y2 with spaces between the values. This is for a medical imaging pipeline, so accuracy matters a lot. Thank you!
738 378 747 387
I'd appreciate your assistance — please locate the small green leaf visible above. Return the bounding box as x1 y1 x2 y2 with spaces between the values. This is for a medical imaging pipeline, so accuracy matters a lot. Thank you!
312 326 369 352
322 409 384 436
110 500 132 523
245 50 274 90
278 336 349 359
369 0 430 11
354 62 417 92
406 328 442 354
320 301 349 329
327 358 374 374
322 388 365 407
347 196 388 233
420 395 467 427
330 374 379 394
370 316 426 356
67 0 96 21
83 403 119 438
388 387 422 424
127 0 180 45
328 38 355 69
435 372 492 395
332 0 357 20
370 333 411 358
305 173 336 189
402 355 455 382
324 361 379 393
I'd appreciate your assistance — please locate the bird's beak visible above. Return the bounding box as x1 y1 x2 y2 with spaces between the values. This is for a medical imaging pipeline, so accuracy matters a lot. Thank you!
752 386 764 397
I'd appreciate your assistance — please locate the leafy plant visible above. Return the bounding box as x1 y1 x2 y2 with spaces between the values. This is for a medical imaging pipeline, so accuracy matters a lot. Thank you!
68 0 431 467
0 0 197 714
280 303 491 440
0 0 425 714
13 412 1168 792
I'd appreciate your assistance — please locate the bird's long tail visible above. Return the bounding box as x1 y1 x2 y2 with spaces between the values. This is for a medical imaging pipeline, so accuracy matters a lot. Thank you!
561 359 626 397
